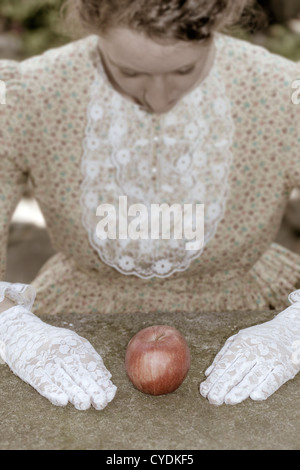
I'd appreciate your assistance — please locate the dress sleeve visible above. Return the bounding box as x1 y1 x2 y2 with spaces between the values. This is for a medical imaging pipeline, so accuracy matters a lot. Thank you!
0 60 30 280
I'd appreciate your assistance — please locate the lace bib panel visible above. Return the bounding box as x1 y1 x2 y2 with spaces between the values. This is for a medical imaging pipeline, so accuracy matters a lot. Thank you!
80 34 235 279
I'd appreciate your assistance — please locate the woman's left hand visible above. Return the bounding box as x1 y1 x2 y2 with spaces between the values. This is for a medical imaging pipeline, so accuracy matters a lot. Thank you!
200 305 300 405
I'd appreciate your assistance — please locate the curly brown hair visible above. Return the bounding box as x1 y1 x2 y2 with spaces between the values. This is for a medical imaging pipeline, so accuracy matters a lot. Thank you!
60 0 267 42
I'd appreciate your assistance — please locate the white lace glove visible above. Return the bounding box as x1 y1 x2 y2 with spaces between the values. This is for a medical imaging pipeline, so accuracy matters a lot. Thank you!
0 282 117 410
200 290 300 405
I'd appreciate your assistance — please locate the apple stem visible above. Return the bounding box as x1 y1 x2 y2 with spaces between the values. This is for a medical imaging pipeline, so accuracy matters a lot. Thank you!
155 334 165 341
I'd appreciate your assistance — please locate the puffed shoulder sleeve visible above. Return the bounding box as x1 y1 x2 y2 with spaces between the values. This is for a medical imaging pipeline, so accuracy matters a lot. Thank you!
0 60 31 280
285 60 300 189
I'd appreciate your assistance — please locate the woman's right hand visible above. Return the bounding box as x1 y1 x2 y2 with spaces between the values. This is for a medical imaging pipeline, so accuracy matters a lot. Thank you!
0 302 117 410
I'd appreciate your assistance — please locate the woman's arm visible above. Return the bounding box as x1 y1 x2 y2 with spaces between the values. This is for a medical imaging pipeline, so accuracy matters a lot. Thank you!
0 59 117 410
0 59 31 282
0 61 33 311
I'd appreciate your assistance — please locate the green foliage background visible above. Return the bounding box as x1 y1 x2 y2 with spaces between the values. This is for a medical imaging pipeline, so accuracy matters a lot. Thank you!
0 0 299 60
0 0 68 58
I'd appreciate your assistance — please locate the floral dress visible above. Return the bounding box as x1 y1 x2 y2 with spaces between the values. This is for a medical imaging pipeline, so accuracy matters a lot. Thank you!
0 32 300 315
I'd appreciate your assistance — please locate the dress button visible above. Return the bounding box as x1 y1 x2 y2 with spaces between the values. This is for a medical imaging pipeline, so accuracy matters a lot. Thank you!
153 136 159 142
152 167 157 174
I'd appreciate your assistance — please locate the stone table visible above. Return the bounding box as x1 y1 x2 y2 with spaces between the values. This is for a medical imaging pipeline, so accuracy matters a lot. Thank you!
0 309 299 450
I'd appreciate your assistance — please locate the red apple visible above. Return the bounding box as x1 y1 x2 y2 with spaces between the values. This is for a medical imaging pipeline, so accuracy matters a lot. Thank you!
125 325 190 395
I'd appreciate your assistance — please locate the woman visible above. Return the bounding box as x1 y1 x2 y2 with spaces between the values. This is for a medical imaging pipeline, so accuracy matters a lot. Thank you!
0 0 299 410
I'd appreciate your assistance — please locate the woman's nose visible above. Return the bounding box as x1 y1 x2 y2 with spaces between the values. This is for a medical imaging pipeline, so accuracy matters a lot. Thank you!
144 77 172 113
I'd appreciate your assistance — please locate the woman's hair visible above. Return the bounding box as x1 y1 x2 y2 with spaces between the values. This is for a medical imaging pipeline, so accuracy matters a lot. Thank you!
59 0 267 42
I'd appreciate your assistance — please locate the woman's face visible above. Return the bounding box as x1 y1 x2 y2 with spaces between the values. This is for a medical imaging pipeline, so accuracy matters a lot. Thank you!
98 27 215 115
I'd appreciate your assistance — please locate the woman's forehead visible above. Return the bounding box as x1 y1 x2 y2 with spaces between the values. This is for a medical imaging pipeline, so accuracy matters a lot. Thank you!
100 27 211 72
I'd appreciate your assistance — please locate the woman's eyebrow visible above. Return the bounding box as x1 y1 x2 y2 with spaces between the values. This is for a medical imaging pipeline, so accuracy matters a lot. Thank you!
109 58 196 73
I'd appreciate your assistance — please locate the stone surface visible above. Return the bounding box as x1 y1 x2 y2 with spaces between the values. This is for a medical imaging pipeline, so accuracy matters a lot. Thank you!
0 309 299 450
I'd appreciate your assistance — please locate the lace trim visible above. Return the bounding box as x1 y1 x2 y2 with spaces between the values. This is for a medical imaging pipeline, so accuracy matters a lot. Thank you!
0 282 36 311
80 33 236 279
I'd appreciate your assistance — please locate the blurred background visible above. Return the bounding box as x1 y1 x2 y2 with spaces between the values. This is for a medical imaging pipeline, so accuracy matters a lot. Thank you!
1 0 300 283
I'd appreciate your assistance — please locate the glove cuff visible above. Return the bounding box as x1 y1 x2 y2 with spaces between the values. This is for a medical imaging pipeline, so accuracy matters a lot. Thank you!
0 282 36 311
272 289 300 324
